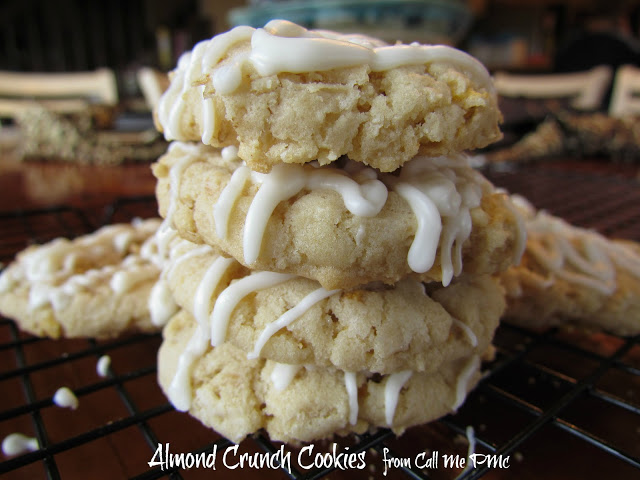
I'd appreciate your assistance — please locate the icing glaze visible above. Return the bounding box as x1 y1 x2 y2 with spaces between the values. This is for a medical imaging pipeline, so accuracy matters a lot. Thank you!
2 433 39 456
53 386 79 410
164 250 234 411
149 279 178 327
193 256 235 330
156 20 494 144
517 206 640 295
391 155 486 286
214 162 387 266
168 324 209 411
210 271 296 346
208 149 490 285
247 287 341 360
344 371 358 426
451 318 478 347
270 363 301 392
384 370 413 426
0 219 161 314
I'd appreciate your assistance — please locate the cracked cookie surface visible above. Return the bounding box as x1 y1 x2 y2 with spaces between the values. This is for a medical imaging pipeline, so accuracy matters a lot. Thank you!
154 20 502 173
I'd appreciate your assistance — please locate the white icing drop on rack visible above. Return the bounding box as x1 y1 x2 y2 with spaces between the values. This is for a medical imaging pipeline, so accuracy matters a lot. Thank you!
344 371 358 426
453 355 480 411
52 387 79 410
384 370 413 426
462 426 476 476
270 363 301 392
96 355 111 377
156 20 494 144
210 271 296 346
248 287 341 360
2 433 39 456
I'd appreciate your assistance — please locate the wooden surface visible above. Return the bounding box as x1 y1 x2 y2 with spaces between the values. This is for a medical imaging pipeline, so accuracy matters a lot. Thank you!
0 153 157 213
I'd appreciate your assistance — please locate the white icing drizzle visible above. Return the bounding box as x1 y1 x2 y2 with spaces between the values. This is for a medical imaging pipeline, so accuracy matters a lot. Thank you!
344 371 358 426
2 433 39 456
248 287 341 360
167 255 235 411
452 319 478 347
16 219 161 314
193 256 235 330
156 20 493 141
164 142 200 227
96 355 111 377
211 152 488 285
210 271 296 346
149 279 178 327
453 355 480 411
157 27 254 142
240 163 387 265
213 166 251 239
384 370 413 427
522 210 640 295
52 387 79 410
393 182 442 275
110 260 158 295
168 324 210 412
270 363 301 392
391 155 486 285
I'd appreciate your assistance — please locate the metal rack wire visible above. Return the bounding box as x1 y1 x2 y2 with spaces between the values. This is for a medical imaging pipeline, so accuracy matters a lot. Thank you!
0 166 639 479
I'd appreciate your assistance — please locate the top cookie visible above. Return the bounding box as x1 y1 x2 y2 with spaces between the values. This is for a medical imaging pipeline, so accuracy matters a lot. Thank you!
155 20 502 173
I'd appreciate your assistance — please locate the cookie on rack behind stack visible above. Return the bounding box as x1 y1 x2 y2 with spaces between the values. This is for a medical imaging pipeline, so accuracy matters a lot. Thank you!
150 19 526 443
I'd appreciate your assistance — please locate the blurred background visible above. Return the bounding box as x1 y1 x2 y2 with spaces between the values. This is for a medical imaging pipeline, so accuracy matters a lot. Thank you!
0 0 638 98
0 0 639 196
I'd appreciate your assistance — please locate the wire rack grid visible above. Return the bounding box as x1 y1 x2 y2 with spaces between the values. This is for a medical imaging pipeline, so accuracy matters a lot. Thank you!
0 166 639 480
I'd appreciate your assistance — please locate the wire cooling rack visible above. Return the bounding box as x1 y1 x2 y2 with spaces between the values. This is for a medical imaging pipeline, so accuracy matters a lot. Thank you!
1 165 639 480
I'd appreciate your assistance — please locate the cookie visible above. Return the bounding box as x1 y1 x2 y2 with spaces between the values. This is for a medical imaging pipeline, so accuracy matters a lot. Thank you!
0 218 162 339
154 20 502 173
153 142 525 290
154 231 504 374
500 196 640 336
158 309 485 443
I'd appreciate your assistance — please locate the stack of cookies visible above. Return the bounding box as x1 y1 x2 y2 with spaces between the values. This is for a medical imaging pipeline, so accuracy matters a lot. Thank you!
150 20 526 443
